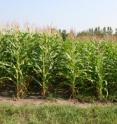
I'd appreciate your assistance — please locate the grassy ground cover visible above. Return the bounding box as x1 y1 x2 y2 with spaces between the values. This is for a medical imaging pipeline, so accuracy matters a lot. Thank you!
0 104 116 124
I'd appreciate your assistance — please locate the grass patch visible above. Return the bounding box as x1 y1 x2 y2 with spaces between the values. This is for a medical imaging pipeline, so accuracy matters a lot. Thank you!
0 104 116 124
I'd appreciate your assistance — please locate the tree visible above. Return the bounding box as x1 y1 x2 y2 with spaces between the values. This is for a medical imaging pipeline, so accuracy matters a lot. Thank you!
103 27 106 35
59 29 68 41
115 28 117 35
107 27 113 35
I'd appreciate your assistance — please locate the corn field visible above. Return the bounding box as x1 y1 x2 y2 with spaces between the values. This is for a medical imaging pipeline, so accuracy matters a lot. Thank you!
0 30 117 100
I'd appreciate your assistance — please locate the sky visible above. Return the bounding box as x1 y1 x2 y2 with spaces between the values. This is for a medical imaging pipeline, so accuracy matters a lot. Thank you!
0 0 117 31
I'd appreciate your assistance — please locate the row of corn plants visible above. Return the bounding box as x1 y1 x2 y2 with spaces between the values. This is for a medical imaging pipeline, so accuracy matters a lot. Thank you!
0 31 116 100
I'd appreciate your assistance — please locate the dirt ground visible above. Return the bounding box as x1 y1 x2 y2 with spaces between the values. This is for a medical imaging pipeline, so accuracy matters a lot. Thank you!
0 96 116 108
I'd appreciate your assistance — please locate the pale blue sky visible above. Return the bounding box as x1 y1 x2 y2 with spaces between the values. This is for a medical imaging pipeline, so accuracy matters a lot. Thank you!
0 0 117 31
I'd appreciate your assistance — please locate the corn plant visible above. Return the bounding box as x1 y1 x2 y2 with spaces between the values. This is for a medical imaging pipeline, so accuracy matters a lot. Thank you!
103 42 117 97
85 41 108 99
55 40 84 98
27 33 62 97
0 32 30 98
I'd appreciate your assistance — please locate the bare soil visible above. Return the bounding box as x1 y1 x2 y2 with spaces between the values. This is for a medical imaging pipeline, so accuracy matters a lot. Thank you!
0 96 116 108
